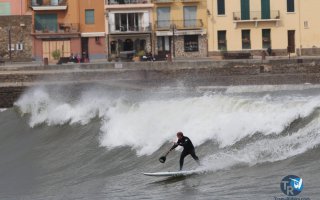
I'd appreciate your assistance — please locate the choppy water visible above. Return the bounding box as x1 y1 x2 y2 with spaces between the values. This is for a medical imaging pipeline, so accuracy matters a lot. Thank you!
0 84 320 200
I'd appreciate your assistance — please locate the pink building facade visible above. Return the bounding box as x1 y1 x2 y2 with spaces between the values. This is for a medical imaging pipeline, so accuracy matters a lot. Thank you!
0 0 30 16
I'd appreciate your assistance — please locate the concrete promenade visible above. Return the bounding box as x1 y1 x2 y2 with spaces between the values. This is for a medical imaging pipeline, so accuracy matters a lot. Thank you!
1 56 320 108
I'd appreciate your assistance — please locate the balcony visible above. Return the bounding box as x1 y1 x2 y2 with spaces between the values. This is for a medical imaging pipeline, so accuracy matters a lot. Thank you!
30 0 68 11
109 23 152 34
181 0 201 3
233 10 280 28
32 23 80 38
153 0 175 3
106 0 151 4
155 19 203 30
105 0 153 9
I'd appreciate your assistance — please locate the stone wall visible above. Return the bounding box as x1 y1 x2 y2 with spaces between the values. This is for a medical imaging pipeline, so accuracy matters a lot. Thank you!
174 35 207 58
0 86 25 108
209 48 288 57
154 34 207 58
0 15 32 62
301 48 320 56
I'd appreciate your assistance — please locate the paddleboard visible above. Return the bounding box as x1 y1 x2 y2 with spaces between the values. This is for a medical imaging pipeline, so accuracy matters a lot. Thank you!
143 169 201 177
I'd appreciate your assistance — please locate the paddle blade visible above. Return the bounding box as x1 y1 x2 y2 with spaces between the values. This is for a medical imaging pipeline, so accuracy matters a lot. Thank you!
159 156 166 163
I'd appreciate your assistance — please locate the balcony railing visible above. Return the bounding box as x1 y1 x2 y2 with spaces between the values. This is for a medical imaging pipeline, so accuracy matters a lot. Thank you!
180 0 201 2
109 23 152 33
155 19 203 30
30 0 68 10
153 0 175 3
106 0 150 4
233 10 280 21
33 23 79 34
153 0 200 3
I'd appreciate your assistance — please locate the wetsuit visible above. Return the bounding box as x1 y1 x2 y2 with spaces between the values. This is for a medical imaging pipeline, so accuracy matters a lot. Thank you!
170 136 200 170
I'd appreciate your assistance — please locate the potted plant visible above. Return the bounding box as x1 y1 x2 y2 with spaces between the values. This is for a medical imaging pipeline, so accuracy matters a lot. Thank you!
133 50 145 62
52 49 61 61
219 47 228 59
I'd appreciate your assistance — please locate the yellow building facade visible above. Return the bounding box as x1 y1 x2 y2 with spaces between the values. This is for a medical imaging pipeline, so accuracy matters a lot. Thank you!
207 0 320 56
153 0 208 58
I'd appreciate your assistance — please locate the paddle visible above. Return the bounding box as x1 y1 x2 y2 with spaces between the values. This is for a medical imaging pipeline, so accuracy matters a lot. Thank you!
159 149 172 163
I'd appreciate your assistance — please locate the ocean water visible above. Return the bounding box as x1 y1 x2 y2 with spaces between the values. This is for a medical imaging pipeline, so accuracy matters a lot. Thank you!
0 84 319 200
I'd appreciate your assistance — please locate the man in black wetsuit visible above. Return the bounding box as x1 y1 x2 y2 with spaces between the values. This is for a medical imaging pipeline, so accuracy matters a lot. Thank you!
170 132 200 170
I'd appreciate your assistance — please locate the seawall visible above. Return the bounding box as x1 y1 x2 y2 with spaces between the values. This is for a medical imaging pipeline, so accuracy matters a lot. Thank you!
1 58 320 108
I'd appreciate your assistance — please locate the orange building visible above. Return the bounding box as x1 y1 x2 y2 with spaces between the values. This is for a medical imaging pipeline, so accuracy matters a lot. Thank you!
30 0 106 62
0 0 30 15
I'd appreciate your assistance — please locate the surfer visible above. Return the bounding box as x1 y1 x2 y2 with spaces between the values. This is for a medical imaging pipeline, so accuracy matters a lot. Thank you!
170 132 200 170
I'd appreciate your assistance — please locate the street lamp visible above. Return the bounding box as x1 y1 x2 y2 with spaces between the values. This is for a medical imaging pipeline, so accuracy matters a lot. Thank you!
170 23 176 58
8 27 12 62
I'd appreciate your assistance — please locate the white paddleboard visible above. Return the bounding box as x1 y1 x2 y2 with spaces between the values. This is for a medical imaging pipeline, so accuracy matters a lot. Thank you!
143 169 201 177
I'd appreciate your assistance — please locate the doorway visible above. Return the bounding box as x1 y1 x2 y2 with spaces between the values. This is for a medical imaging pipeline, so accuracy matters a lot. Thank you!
287 30 295 53
157 36 171 56
81 37 89 60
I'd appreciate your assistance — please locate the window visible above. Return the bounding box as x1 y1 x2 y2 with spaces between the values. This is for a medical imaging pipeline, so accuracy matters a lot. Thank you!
184 6 197 27
35 14 58 32
16 43 24 51
114 13 140 32
184 35 199 52
0 2 11 15
218 31 227 50
287 0 294 12
217 0 225 15
157 7 170 29
262 29 271 49
242 29 251 49
7 44 15 51
85 9 95 24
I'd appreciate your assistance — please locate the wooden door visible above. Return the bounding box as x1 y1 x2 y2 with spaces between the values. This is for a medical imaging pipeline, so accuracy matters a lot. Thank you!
287 30 295 53
42 40 71 60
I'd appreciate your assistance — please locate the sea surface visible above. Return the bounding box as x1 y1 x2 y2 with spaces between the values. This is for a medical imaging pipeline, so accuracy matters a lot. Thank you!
0 84 319 200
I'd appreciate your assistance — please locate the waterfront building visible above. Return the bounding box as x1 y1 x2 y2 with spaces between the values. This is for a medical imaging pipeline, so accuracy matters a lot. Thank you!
0 0 32 61
0 0 29 15
207 0 320 57
105 0 154 60
153 0 208 59
30 0 106 62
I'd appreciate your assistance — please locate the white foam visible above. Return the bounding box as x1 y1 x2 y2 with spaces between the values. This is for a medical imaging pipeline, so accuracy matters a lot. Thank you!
100 93 320 156
15 85 320 161
15 87 112 127
0 108 7 112
201 115 320 172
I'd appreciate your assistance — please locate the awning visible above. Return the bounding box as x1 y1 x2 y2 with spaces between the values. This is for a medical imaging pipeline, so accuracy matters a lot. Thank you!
81 32 106 37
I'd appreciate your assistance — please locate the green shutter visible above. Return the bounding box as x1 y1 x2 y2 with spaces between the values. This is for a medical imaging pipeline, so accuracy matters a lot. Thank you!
217 0 225 15
287 0 295 12
241 0 250 20
261 0 270 19
0 2 11 15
